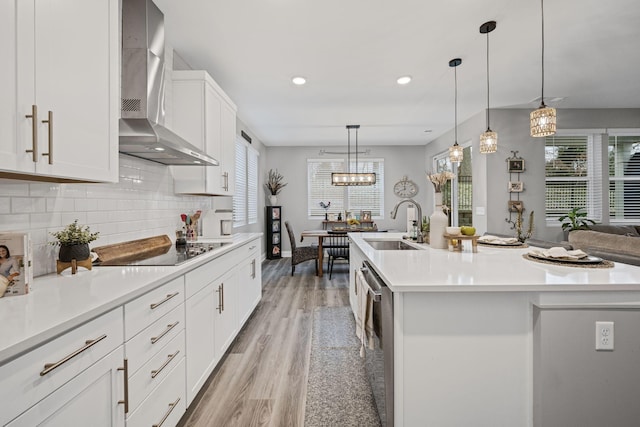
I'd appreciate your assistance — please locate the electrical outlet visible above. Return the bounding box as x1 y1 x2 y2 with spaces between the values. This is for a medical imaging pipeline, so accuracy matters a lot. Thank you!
596 321 614 351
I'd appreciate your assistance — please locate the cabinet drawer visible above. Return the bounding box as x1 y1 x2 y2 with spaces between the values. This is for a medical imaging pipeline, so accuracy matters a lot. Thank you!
124 276 184 340
0 308 124 426
185 242 254 298
125 303 184 375
126 357 186 427
128 330 185 414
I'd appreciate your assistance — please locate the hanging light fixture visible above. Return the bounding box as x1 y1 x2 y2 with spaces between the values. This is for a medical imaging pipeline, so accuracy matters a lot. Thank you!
530 0 556 137
479 21 498 154
331 125 376 186
448 58 463 164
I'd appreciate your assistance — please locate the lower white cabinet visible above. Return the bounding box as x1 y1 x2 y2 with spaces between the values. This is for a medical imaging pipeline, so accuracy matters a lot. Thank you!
213 267 238 360
0 308 125 426
348 242 365 318
6 347 126 427
238 242 262 326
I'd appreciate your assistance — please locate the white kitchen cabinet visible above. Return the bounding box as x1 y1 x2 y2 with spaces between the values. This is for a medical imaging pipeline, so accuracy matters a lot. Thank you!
171 70 237 195
123 276 186 426
0 0 119 182
348 241 365 318
0 308 125 426
213 267 238 360
238 242 262 327
6 347 126 427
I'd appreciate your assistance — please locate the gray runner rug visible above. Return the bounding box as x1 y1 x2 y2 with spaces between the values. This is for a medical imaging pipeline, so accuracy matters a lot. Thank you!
304 305 381 426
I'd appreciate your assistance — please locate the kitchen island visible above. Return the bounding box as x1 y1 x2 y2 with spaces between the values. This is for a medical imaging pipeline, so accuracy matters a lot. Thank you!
349 232 640 427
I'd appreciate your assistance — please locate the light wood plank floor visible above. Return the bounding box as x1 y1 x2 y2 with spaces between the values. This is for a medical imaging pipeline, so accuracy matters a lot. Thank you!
177 257 355 427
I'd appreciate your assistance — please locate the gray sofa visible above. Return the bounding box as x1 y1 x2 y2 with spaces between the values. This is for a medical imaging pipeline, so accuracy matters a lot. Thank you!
568 225 640 266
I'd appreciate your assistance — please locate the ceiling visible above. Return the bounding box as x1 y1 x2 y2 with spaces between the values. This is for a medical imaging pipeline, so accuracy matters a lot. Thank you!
154 0 640 147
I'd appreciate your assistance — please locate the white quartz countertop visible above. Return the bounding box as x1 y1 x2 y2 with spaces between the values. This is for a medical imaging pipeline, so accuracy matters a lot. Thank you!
0 233 262 364
350 233 640 292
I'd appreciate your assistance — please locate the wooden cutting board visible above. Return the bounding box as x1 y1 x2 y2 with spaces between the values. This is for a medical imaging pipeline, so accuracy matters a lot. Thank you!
92 235 172 264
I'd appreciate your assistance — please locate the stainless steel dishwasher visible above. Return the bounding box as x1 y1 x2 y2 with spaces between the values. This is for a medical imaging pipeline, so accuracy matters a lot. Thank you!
361 261 394 427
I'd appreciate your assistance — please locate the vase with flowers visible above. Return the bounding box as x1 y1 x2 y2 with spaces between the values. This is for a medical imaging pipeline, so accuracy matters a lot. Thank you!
426 171 456 249
265 169 287 205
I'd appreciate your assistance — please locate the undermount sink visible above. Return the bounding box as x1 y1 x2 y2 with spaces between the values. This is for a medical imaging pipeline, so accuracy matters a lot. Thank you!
365 239 420 250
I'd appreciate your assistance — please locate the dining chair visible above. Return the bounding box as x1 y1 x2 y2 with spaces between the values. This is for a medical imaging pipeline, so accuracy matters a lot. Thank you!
325 234 349 279
284 221 318 276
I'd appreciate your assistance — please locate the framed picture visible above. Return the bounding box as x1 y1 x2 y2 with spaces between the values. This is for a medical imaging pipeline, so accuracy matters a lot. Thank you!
508 181 524 192
508 159 525 173
508 200 524 212
272 221 280 232
328 213 335 221
361 211 372 221
271 207 280 219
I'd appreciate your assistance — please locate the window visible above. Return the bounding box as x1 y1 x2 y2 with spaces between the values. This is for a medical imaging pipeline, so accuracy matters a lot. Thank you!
609 133 640 220
545 133 603 222
433 145 472 226
233 137 258 227
307 159 385 218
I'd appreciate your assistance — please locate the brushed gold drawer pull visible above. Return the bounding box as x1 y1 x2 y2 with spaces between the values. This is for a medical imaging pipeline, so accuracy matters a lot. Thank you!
249 245 256 250
40 334 107 376
150 321 180 344
41 110 53 164
150 292 179 310
150 350 180 379
25 104 38 162
152 397 181 427
117 358 129 413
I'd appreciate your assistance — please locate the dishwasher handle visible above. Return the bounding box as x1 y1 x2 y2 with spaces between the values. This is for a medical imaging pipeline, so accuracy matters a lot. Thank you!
360 263 383 302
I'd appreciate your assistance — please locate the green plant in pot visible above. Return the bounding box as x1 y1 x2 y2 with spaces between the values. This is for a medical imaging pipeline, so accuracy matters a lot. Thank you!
558 207 596 235
50 220 99 262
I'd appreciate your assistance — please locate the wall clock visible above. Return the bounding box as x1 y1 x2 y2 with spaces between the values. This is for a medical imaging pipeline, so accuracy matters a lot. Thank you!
393 176 419 198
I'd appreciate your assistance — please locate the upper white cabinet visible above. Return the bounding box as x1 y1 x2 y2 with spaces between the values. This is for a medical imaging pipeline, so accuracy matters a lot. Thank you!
0 0 119 182
171 70 237 195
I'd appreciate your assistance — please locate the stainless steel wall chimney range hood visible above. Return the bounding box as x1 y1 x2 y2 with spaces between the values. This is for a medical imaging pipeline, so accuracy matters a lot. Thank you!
119 0 218 166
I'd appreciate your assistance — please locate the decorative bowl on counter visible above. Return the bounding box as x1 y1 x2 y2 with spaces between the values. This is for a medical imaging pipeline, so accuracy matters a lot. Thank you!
445 226 461 235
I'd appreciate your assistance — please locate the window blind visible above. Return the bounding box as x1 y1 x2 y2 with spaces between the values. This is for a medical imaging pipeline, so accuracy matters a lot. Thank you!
347 159 384 217
247 146 258 224
307 159 345 217
233 138 247 227
608 134 640 220
545 134 602 221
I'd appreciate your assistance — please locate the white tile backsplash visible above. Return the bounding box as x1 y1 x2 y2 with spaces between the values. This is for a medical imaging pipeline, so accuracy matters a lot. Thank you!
0 155 213 276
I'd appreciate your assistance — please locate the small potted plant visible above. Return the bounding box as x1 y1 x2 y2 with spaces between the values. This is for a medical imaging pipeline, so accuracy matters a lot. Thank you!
558 207 596 239
265 169 287 205
50 220 99 262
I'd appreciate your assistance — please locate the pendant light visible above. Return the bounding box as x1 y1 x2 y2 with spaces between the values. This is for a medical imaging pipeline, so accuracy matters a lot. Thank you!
530 0 556 137
331 125 376 186
479 21 498 154
448 58 463 164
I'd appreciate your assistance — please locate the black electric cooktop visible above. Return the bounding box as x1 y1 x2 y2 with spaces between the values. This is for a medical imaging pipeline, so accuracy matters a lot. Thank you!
94 242 231 267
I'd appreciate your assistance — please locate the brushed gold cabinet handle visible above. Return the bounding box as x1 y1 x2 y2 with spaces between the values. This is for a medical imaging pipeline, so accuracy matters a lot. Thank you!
150 292 179 310
41 110 53 164
221 283 224 312
25 104 38 162
251 259 256 279
117 358 129 413
150 350 180 379
152 397 181 427
40 334 107 376
150 321 180 344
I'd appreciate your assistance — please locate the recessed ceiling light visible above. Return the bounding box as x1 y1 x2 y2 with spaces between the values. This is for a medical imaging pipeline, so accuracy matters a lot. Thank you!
292 76 306 85
397 76 412 85
153 147 165 151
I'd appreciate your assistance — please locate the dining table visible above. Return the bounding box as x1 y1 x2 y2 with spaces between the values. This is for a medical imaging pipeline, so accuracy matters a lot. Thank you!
300 228 380 277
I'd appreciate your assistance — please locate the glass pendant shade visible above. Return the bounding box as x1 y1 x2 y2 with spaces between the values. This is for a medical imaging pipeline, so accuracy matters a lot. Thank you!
331 124 376 186
479 21 497 154
449 143 464 163
530 105 556 137
479 130 498 153
448 58 463 164
530 0 556 137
